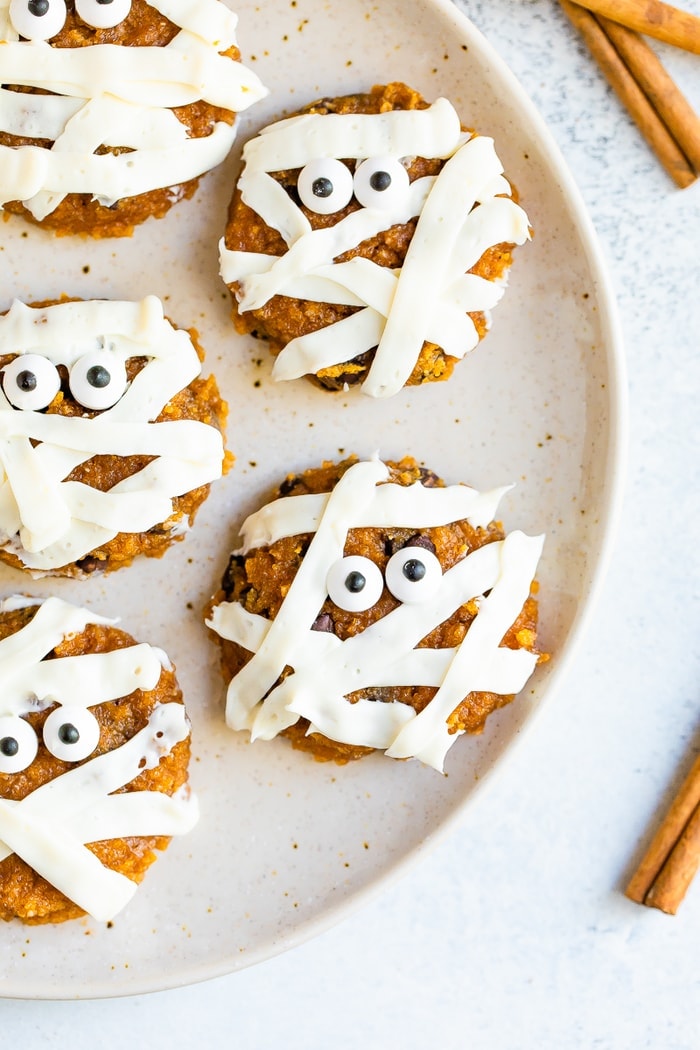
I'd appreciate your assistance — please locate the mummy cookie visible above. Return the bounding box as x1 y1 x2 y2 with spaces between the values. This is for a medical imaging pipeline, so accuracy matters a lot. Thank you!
207 456 546 772
0 295 226 577
220 82 530 398
0 595 197 924
0 0 267 235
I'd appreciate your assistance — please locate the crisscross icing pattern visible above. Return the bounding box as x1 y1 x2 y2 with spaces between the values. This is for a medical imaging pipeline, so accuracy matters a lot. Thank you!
0 0 267 218
0 296 224 573
207 458 544 771
219 100 530 398
0 596 197 921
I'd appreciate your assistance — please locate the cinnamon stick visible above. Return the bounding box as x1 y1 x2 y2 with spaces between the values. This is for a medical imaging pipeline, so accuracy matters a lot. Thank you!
573 0 700 54
558 0 697 187
644 802 700 913
625 752 700 913
599 14 700 172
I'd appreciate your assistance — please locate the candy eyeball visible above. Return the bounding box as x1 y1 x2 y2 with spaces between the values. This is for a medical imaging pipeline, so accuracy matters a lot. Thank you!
42 705 101 762
68 350 127 410
9 0 67 40
75 0 132 30
2 354 61 411
385 546 442 603
353 157 410 211
0 715 39 774
326 555 384 612
297 159 354 215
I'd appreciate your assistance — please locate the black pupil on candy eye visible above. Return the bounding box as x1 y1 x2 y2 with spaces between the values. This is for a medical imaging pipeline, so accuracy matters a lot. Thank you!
16 370 37 392
402 559 426 582
28 0 49 15
345 570 366 593
58 723 80 745
0 736 19 757
86 364 111 388
369 170 392 192
311 177 334 199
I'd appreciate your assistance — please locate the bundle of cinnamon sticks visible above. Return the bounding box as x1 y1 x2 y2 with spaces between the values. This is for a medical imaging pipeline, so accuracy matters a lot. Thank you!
558 0 700 187
625 752 700 913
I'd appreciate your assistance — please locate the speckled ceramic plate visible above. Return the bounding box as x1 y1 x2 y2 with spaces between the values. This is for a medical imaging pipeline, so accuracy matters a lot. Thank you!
1 0 625 999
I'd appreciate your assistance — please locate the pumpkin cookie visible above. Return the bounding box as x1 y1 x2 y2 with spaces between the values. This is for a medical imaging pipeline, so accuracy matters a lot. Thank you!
0 595 197 924
0 295 227 577
0 0 266 235
220 82 530 397
207 455 546 771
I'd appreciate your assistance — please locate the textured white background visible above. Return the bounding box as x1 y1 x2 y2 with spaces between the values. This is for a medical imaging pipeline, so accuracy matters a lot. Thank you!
1 0 699 1045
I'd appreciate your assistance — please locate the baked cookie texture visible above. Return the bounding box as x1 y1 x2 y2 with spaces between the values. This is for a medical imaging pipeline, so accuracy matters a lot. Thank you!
0 295 227 578
0 596 197 924
0 0 266 236
220 82 531 398
207 455 547 771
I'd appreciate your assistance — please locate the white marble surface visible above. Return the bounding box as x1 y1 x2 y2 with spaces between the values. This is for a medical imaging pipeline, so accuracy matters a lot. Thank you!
1 0 699 1044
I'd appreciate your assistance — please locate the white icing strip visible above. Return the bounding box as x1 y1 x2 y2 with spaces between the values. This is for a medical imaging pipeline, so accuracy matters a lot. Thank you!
363 137 507 397
241 99 464 171
0 38 263 111
0 91 187 148
3 121 238 217
239 171 312 243
1 436 70 553
225 458 390 729
236 480 512 551
207 601 340 661
0 703 193 920
449 195 531 275
0 412 222 462
0 597 115 716
0 6 16 40
146 0 240 48
0 298 223 571
0 87 83 140
272 308 384 382
0 596 161 720
66 787 199 843
0 800 140 920
0 296 166 355
206 600 271 651
0 644 163 717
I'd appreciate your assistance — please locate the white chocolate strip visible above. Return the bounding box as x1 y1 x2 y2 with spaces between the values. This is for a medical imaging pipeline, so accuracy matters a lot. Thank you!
241 99 463 171
236 480 512 551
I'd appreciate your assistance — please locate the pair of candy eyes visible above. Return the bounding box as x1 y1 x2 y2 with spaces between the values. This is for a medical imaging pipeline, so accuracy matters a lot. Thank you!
297 156 411 216
327 546 442 612
0 707 100 774
2 351 127 412
9 0 131 40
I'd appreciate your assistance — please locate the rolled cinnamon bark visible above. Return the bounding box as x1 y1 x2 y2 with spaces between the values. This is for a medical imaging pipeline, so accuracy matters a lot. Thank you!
625 753 700 913
572 0 700 54
559 0 697 186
